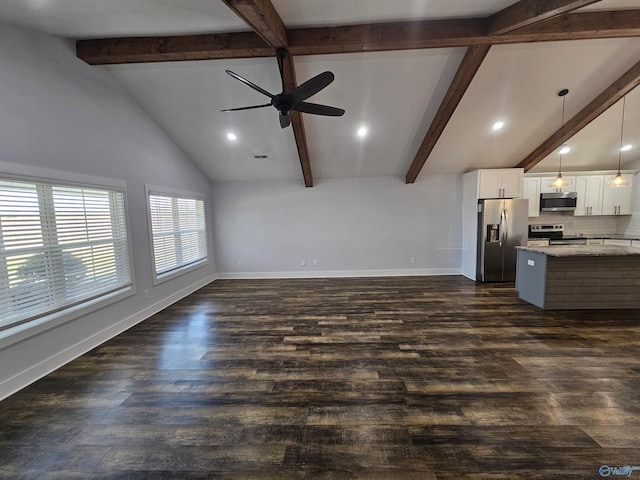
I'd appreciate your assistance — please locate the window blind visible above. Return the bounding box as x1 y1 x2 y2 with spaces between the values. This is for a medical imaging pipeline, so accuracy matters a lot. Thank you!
0 179 131 331
148 193 207 277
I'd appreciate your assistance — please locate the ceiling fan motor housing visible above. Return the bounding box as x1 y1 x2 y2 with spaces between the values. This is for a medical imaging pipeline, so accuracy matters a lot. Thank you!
272 94 293 115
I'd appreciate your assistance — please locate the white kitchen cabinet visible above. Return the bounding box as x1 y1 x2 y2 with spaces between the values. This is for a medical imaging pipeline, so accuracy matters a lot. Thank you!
603 174 635 215
540 175 577 194
527 239 549 247
632 240 640 249
523 177 541 217
478 168 523 199
604 239 632 247
574 175 604 216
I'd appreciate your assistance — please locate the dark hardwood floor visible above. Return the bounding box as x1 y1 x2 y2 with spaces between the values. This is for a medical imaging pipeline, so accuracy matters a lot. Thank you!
2 276 640 479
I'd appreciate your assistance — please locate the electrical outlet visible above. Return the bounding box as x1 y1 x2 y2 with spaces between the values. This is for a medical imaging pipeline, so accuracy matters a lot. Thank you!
410 257 416 264
238 260 243 267
144 289 149 299
301 260 306 267
313 259 319 266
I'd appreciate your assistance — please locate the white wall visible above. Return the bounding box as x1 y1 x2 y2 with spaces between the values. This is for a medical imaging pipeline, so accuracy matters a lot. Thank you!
211 176 462 277
0 23 216 399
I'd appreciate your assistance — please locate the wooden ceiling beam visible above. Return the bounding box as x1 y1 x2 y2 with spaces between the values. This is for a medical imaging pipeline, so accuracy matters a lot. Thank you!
76 10 640 64
220 0 287 48
76 32 272 64
287 11 640 55
405 46 491 184
488 0 601 35
219 0 314 187
403 1 602 182
282 55 313 187
517 59 640 172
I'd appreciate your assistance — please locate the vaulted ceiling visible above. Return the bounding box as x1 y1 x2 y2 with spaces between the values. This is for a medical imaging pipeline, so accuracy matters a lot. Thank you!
2 0 640 186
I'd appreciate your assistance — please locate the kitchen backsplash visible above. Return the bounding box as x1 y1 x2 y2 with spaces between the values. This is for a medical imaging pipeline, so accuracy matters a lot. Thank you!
625 212 640 237
529 212 631 237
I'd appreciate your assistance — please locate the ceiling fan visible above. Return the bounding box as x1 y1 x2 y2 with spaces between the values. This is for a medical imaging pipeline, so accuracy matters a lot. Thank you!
221 48 345 128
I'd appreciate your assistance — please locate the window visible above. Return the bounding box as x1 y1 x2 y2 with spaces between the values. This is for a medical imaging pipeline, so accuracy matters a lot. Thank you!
147 187 207 283
0 178 132 332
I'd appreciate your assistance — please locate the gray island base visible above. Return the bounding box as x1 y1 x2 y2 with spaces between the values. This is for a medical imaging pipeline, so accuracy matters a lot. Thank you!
515 245 640 309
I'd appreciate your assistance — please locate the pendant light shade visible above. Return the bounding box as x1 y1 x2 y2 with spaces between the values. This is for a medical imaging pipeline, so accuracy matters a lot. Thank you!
549 88 572 190
608 95 630 188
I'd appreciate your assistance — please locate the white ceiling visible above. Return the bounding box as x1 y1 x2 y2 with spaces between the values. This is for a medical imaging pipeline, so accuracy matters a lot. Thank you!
1 0 640 183
270 0 515 27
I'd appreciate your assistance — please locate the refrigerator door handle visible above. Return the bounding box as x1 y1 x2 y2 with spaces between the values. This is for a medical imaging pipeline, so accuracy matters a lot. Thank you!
499 206 506 247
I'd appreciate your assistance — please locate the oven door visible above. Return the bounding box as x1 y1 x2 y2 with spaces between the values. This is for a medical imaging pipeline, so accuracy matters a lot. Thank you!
549 238 587 246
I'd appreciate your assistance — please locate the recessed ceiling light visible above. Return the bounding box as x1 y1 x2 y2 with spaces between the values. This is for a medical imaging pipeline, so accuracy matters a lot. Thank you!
356 126 368 138
492 121 504 131
621 144 632 152
226 132 237 141
559 146 570 155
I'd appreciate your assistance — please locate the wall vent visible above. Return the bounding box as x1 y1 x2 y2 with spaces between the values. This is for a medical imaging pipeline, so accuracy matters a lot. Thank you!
253 154 269 159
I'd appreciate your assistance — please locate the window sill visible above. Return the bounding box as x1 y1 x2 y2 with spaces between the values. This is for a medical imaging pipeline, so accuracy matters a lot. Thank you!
153 258 209 286
0 286 135 351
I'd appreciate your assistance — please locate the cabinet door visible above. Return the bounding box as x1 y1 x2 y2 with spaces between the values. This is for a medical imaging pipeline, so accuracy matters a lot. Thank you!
523 177 540 217
575 176 604 216
501 169 523 198
540 175 577 193
603 174 635 215
586 175 604 215
604 239 632 247
632 240 640 249
478 170 502 199
574 176 589 216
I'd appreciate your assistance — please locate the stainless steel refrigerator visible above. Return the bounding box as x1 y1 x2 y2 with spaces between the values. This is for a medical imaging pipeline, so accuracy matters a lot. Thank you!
476 198 528 282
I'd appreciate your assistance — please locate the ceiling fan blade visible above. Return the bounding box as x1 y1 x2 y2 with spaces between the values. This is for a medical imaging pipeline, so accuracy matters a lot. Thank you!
221 103 271 112
289 71 335 103
225 70 274 99
279 112 291 129
293 101 345 117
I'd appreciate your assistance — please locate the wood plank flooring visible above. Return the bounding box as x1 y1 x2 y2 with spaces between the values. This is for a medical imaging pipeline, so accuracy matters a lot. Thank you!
2 276 640 479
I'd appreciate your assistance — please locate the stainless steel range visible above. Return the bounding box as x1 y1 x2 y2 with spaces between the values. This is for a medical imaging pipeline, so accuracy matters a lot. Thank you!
528 224 587 245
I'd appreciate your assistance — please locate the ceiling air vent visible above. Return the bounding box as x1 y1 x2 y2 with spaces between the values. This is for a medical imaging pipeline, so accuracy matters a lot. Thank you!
253 154 269 159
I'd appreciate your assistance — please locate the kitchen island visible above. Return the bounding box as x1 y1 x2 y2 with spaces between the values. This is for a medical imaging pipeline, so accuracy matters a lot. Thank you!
515 245 640 309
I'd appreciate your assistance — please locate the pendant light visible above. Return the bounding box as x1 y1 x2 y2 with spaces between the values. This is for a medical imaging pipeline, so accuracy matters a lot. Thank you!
550 88 572 190
608 95 630 187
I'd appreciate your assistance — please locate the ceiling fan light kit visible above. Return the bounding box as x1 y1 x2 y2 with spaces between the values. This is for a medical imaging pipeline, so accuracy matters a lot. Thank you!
221 48 345 129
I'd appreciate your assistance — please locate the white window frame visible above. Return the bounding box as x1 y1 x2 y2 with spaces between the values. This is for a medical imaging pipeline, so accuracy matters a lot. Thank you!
145 184 208 285
0 161 135 348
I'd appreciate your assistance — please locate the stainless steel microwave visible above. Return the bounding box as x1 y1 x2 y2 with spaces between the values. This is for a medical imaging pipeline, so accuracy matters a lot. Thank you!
539 192 577 212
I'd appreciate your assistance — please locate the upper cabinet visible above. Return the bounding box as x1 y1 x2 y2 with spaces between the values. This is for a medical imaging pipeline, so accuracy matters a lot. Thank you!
603 174 635 215
574 175 604 216
478 168 523 199
524 170 636 217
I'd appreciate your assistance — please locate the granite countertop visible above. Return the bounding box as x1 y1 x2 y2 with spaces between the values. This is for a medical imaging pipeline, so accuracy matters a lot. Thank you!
590 234 640 241
528 234 640 241
516 245 640 257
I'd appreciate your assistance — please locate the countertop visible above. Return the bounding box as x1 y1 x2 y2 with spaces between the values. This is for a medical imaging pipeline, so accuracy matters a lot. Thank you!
527 234 640 241
516 245 640 257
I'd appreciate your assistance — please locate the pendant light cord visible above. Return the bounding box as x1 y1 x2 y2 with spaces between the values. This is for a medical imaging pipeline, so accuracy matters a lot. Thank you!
559 92 566 175
618 96 626 174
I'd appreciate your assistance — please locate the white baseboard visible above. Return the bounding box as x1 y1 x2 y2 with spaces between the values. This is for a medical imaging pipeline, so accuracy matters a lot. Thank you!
0 274 216 401
217 268 461 279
